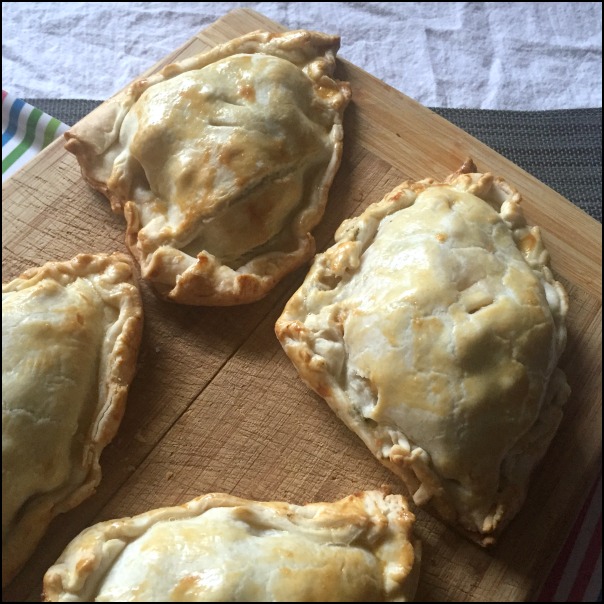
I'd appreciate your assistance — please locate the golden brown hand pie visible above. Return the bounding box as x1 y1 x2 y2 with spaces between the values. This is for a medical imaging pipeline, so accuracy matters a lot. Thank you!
65 30 351 305
275 162 570 545
43 490 419 602
2 253 143 586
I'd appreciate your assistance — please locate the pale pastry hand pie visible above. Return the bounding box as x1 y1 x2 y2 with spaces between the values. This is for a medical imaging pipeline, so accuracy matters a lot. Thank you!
2 253 143 586
65 30 351 305
275 161 570 545
43 490 420 602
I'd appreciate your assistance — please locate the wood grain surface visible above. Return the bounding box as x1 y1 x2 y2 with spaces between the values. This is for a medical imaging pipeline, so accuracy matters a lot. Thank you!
2 8 601 602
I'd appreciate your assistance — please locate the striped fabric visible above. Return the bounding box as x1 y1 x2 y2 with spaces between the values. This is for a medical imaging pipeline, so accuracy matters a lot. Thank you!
1 94 601 602
539 477 602 602
2 90 68 181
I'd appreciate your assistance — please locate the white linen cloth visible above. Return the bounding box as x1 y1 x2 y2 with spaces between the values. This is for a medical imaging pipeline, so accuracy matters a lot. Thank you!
2 1 601 109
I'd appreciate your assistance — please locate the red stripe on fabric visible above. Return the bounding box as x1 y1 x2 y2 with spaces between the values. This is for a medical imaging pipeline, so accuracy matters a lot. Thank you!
582 551 602 602
538 478 601 601
568 515 602 602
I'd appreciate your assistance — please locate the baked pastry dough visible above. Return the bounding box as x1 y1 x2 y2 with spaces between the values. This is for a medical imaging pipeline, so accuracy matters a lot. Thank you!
65 30 351 305
276 161 570 545
43 490 419 602
2 253 143 586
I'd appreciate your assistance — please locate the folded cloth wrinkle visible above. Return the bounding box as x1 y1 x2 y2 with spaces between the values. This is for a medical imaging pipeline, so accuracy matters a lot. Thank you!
2 2 601 110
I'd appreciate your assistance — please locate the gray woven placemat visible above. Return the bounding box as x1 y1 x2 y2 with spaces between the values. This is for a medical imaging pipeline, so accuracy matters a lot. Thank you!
26 98 602 223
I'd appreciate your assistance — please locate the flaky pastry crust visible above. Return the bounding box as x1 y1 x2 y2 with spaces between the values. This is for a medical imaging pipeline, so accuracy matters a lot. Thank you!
65 30 351 305
2 253 143 586
43 490 419 602
276 161 570 545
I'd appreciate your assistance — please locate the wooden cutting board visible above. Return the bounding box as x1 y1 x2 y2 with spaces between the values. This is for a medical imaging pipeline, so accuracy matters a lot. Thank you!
2 8 601 602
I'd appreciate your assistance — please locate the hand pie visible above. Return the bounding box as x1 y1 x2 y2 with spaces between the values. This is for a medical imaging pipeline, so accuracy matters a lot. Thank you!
43 490 419 602
65 30 351 305
276 161 570 545
2 253 143 586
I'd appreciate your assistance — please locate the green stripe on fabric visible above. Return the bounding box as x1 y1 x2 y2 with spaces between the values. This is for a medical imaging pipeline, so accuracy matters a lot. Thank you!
42 117 61 149
2 108 43 174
